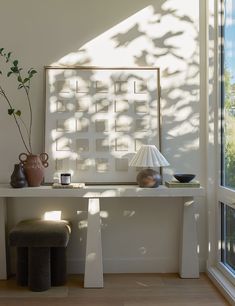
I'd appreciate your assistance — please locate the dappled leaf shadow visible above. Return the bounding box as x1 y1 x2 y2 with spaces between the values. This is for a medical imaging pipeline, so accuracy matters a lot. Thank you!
48 0 201 180
112 24 145 48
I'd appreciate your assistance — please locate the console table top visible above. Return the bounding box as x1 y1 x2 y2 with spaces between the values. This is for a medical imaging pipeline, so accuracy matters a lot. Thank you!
0 184 205 198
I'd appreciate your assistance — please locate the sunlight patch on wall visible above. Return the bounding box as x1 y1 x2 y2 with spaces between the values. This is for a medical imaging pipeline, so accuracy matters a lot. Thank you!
53 4 198 73
55 6 154 66
43 210 62 221
48 0 200 177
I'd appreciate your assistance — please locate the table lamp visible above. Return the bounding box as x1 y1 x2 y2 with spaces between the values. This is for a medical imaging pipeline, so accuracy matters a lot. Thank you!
129 144 170 188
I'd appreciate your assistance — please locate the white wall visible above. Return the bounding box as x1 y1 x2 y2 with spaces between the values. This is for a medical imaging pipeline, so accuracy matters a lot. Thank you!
0 0 206 273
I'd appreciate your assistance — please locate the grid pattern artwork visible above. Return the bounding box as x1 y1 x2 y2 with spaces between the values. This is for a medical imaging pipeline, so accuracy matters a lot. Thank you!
44 67 161 184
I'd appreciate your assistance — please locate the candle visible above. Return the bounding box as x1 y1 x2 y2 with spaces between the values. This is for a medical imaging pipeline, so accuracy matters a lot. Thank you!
60 173 71 185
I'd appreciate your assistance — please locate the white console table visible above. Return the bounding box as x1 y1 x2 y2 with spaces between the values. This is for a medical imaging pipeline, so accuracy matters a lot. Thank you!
0 184 205 288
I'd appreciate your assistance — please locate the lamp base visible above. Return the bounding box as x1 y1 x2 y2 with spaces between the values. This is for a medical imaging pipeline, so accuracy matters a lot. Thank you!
136 168 161 188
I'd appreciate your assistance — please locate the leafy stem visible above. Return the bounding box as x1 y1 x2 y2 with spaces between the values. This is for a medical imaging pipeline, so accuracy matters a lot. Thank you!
18 115 32 153
0 86 31 154
18 70 33 153
0 48 37 154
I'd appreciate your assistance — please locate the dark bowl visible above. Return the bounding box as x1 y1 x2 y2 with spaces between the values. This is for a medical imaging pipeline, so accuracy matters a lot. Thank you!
173 174 195 183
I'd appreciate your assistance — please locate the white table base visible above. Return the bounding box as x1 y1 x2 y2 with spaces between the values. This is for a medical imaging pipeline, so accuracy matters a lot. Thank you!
84 198 103 288
180 197 199 278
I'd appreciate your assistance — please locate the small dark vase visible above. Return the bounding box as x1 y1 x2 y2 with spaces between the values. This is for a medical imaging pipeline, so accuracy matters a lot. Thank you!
10 163 28 188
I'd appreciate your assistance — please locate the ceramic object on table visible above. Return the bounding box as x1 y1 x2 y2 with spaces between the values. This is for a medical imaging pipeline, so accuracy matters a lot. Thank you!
137 168 162 188
173 174 195 183
19 153 49 187
10 163 28 188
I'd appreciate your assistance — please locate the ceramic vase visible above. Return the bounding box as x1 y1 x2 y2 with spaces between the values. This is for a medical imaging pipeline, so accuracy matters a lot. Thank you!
10 163 28 188
19 153 49 187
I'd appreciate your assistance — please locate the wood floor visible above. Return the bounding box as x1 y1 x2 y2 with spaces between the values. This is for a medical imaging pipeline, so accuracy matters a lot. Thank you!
0 273 229 306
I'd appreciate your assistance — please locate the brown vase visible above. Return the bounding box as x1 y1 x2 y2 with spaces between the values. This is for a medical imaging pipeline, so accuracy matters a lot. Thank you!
19 153 49 187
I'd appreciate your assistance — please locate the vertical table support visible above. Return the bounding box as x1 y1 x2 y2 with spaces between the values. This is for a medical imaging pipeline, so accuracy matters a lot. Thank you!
179 197 199 278
0 197 7 279
84 198 103 288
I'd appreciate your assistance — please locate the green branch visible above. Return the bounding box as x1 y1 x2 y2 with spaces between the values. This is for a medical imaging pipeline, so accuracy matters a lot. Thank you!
0 48 37 154
0 86 31 154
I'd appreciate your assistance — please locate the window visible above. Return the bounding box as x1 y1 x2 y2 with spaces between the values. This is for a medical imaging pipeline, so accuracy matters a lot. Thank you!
221 203 235 272
220 0 235 279
221 0 235 190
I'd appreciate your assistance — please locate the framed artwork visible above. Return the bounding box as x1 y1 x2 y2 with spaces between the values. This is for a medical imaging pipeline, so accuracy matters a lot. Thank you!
44 66 161 184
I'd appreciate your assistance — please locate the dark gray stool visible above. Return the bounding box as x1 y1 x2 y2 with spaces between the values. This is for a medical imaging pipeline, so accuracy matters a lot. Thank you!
9 219 71 292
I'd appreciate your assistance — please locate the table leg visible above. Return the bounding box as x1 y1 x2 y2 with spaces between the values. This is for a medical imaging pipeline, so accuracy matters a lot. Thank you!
179 197 199 278
84 198 103 288
0 197 7 279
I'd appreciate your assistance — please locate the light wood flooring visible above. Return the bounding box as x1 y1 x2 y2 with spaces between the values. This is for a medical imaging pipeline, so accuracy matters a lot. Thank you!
0 273 230 306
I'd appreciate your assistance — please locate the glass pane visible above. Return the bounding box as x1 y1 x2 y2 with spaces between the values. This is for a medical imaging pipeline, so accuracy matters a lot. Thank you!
221 0 235 189
221 203 235 272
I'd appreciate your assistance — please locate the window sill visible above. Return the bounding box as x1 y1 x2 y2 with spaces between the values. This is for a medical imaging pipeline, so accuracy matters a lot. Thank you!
207 266 235 305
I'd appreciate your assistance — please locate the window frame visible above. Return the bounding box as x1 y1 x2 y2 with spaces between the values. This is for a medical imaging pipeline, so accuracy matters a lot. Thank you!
221 203 235 274
216 0 235 285
217 204 235 287
206 0 235 302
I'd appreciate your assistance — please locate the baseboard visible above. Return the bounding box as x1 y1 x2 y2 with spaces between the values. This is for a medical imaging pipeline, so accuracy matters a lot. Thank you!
67 257 206 274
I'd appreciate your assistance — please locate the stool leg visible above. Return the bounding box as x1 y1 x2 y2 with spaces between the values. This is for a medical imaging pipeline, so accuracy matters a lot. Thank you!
16 247 28 286
51 247 67 286
28 247 51 291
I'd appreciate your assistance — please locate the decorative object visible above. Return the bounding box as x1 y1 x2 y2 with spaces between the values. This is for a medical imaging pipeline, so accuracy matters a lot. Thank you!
165 180 200 188
10 163 28 188
173 174 196 183
52 182 85 189
0 48 49 186
129 144 169 187
60 173 71 185
44 66 161 184
19 153 49 187
136 168 161 188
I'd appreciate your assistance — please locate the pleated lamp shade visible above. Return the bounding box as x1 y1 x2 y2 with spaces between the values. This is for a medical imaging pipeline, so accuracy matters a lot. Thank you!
129 145 169 168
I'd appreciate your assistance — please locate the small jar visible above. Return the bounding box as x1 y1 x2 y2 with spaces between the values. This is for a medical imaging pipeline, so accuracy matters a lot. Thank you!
60 173 71 185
